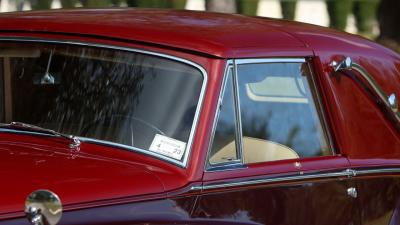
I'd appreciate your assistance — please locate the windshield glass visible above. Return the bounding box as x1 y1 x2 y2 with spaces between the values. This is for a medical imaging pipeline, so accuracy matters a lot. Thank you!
0 41 204 163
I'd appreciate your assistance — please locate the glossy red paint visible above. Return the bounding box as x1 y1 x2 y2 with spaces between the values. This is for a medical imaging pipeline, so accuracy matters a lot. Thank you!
303 33 400 165
187 58 226 180
0 9 310 58
0 34 215 220
354 175 400 225
194 177 356 225
261 19 400 165
2 197 199 225
0 8 400 225
0 132 165 214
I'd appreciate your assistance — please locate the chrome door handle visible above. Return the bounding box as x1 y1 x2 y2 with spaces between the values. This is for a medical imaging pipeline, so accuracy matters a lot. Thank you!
347 187 357 198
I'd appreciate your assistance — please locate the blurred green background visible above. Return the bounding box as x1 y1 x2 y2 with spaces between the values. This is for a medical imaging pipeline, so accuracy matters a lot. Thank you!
1 0 399 53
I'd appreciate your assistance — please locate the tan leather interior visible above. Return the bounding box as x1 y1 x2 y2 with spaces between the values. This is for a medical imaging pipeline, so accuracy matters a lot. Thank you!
210 137 299 164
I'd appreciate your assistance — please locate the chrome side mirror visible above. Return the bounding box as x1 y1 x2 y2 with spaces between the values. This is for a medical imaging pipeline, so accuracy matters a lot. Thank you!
331 56 352 72
329 56 400 124
25 190 62 225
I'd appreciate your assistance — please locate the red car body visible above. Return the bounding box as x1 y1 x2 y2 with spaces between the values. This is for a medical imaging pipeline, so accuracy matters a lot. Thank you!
0 8 400 225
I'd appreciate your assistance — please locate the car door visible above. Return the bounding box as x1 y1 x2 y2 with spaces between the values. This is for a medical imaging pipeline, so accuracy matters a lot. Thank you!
322 55 400 225
192 58 360 225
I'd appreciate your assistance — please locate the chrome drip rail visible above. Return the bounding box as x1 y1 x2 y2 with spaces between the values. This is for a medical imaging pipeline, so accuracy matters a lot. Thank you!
330 56 400 125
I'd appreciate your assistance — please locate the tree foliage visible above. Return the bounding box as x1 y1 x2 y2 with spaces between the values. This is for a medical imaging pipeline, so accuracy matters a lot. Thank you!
377 0 400 52
326 0 353 30
236 0 259 16
81 0 111 7
60 0 78 8
326 0 379 34
31 0 187 9
126 0 186 8
353 0 379 34
280 0 297 20
30 0 52 10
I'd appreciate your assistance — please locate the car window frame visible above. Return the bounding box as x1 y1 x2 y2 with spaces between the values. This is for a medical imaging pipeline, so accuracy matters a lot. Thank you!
206 58 335 171
0 37 208 168
206 62 243 170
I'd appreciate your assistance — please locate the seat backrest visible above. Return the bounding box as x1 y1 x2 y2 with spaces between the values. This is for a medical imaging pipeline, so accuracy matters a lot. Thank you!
209 136 299 165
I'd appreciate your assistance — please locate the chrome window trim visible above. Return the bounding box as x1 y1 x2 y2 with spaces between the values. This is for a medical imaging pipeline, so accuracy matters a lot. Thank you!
305 59 336 155
236 57 333 159
207 162 245 172
0 37 208 168
207 57 334 172
197 167 400 191
0 128 56 138
352 168 400 176
235 58 306 65
331 56 400 132
205 60 243 170
232 59 245 164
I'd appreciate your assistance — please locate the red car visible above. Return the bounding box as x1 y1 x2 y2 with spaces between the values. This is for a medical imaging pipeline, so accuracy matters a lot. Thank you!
0 8 399 225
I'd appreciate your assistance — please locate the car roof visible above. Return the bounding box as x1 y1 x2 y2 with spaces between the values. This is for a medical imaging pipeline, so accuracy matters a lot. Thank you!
0 8 389 58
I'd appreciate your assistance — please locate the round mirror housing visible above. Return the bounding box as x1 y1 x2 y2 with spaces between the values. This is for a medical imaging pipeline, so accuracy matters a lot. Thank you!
344 56 353 69
25 190 62 225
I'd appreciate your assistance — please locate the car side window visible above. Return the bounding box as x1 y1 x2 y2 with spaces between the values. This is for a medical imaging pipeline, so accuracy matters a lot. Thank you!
208 60 331 167
237 62 330 164
209 68 239 165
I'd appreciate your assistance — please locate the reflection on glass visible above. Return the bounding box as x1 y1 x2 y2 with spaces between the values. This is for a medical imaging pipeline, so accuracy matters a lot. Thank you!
209 68 238 164
237 62 329 163
0 42 203 161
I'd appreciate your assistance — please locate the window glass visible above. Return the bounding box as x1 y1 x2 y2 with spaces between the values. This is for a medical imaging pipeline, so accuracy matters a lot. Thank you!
0 42 204 162
237 62 330 164
209 68 238 164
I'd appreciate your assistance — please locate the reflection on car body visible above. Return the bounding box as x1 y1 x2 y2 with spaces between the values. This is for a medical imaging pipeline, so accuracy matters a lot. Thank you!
0 8 400 225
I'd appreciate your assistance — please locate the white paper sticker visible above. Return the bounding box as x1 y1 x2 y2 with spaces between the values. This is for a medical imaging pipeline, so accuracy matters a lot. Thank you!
149 134 186 160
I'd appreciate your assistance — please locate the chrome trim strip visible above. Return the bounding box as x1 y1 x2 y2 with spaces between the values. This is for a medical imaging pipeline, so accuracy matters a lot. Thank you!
205 60 234 170
206 60 249 171
207 161 245 172
331 56 400 130
354 168 400 176
351 62 400 122
203 170 351 190
232 59 245 164
189 186 203 192
0 37 208 168
79 137 198 165
0 128 187 164
235 58 306 65
201 168 400 191
0 128 55 138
